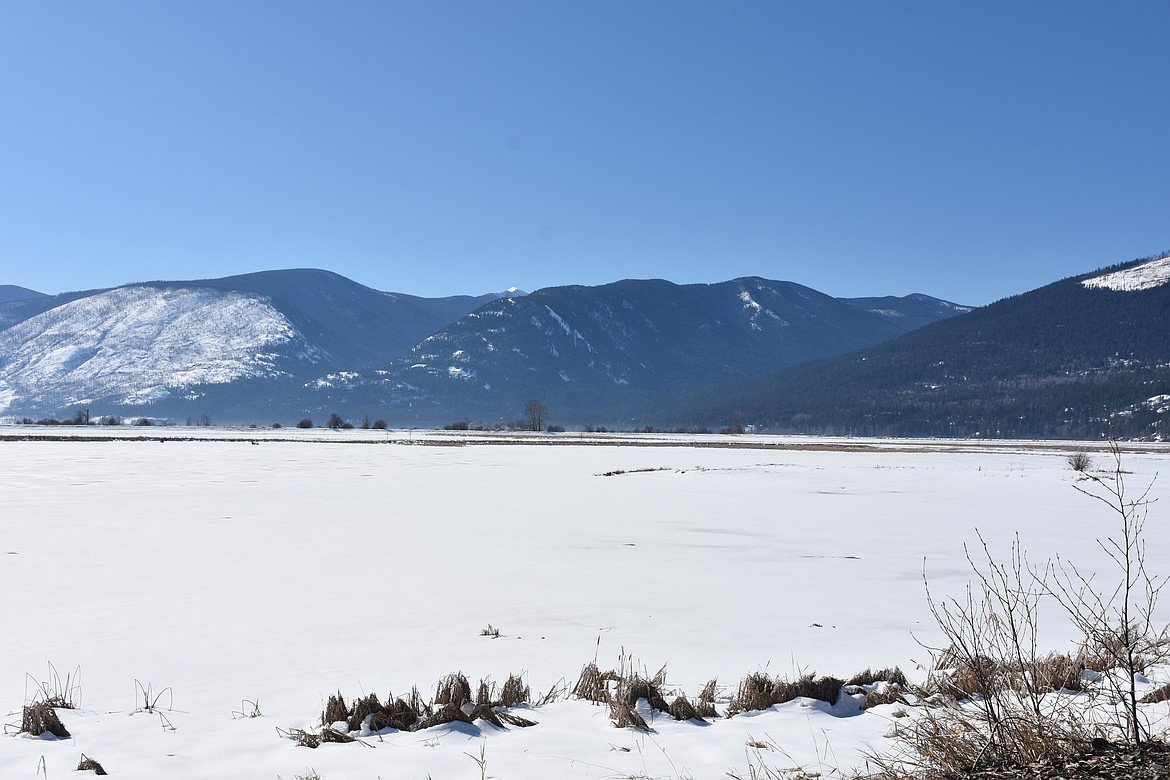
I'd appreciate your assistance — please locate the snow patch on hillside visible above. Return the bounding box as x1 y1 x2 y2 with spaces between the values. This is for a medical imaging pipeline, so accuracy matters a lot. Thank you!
0 286 321 413
1082 256 1170 292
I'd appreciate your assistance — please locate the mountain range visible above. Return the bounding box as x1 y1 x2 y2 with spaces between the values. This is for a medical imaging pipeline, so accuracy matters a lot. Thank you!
301 278 967 425
673 254 1170 439
1 252 1166 439
0 270 963 426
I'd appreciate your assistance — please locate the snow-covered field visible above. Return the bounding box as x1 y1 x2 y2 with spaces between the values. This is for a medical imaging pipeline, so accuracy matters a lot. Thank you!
2 430 1169 779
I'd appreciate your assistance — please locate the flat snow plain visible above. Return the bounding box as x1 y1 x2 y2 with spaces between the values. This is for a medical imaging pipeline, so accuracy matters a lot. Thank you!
2 429 1169 779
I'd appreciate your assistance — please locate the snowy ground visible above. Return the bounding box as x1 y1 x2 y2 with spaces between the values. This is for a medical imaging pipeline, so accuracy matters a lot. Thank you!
2 430 1169 779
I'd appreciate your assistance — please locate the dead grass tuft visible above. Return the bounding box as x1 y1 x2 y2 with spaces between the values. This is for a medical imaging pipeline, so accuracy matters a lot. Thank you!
1028 652 1087 693
846 667 908 688
612 672 670 713
346 693 383 732
435 673 472 707
499 674 530 708
609 701 648 730
20 702 70 738
317 727 356 744
572 662 615 704
924 648 1088 699
76 754 108 774
727 672 843 716
668 694 701 722
370 696 419 732
1140 683 1170 704
321 692 347 726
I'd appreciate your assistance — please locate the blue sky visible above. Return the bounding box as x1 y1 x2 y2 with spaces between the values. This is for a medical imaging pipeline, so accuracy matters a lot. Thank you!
1 1 1166 306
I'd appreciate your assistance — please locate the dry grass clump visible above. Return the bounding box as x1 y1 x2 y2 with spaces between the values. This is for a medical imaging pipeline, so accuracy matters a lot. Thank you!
611 668 670 713
693 678 720 719
572 661 621 704
291 660 924 749
1028 651 1087 693
843 668 910 711
923 648 1087 699
727 672 843 716
321 692 348 726
1079 630 1167 679
346 693 384 732
20 702 70 738
434 672 472 707
667 694 700 722
284 726 356 748
846 667 909 689
1141 683 1170 704
499 673 531 708
609 701 649 729
571 659 675 729
608 670 670 729
76 754 108 774
370 695 420 732
292 670 538 747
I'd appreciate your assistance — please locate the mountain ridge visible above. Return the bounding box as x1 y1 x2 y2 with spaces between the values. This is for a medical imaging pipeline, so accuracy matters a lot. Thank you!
671 252 1170 439
299 275 967 426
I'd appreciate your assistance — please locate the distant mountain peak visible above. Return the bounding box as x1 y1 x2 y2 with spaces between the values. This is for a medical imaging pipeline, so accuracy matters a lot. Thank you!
1082 255 1170 292
0 285 46 304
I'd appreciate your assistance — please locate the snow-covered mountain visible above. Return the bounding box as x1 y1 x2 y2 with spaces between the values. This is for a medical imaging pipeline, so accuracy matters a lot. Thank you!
0 269 968 425
305 277 968 426
0 270 499 419
684 253 1170 439
0 286 322 412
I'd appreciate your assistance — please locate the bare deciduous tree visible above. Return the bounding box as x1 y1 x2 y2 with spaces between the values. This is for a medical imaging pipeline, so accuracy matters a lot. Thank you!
524 400 548 432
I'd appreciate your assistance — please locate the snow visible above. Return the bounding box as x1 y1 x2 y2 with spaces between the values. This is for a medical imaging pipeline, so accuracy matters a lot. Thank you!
1081 256 1170 292
544 306 573 336
2 431 1169 779
0 287 322 413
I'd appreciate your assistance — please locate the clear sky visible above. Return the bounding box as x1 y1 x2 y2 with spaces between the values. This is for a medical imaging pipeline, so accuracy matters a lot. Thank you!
1 1 1166 306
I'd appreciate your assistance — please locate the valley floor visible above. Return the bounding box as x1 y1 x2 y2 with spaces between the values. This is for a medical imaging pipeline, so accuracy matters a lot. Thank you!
2 431 1168 779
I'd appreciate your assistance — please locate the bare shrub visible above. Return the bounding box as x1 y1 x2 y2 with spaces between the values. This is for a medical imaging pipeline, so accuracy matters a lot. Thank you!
871 444 1167 777
1049 440 1168 744
903 535 1093 773
1067 451 1094 473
